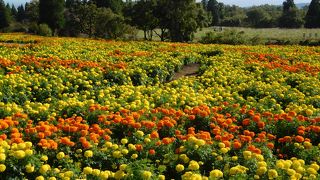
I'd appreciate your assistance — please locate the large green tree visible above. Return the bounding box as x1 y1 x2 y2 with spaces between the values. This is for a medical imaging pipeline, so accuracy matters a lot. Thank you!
95 7 131 39
76 2 98 37
305 0 320 28
279 0 304 28
153 0 171 41
25 1 39 23
0 0 10 30
207 0 222 25
39 0 65 34
130 0 158 40
245 8 273 28
16 5 25 22
165 0 209 42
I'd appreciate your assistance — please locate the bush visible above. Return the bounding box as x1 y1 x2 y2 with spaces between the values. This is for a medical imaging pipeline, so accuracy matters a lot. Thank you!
38 24 52 37
200 29 248 45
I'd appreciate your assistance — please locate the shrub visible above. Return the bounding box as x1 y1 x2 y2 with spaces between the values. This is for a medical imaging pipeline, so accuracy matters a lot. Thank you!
38 24 52 37
200 29 248 45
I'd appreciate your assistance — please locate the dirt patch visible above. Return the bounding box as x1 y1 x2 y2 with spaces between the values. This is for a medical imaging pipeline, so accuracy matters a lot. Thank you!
171 63 200 81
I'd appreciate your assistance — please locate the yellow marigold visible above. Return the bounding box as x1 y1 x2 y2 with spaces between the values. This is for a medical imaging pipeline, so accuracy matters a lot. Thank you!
218 142 225 148
41 155 48 161
310 163 319 171
158 175 165 180
176 164 185 172
84 150 93 158
257 161 267 167
231 156 238 161
0 164 6 172
268 169 278 179
142 170 152 180
0 153 6 161
92 169 101 176
25 164 35 173
136 130 144 137
14 150 26 159
113 150 122 158
17 143 26 150
99 171 109 180
131 153 138 159
121 138 128 145
25 149 33 156
56 152 65 160
307 167 318 175
188 161 200 170
114 170 125 180
209 169 223 178
220 147 228 154
35 176 45 180
64 171 74 177
39 164 50 174
119 164 127 171
83 167 93 175
121 149 129 155
256 166 267 175
287 168 296 176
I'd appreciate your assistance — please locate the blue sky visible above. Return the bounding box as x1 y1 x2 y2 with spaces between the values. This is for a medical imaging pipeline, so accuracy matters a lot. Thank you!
4 0 311 7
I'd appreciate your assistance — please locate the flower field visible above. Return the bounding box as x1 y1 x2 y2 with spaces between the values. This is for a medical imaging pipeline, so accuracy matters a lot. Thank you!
0 33 319 179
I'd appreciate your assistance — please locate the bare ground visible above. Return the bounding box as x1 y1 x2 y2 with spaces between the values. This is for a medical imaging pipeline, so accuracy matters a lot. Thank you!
171 63 200 81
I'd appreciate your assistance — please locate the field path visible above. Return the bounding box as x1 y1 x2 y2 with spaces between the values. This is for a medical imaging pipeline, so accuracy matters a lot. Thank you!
171 63 200 80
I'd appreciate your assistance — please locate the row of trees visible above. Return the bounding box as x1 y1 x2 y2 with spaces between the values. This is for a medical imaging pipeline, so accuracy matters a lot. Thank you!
0 0 320 41
203 0 320 28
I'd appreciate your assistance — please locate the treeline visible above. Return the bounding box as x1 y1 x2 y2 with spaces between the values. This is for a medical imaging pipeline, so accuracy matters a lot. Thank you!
0 0 320 42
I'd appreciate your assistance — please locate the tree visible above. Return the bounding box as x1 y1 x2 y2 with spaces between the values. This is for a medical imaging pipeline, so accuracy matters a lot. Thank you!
130 0 158 40
245 8 273 28
305 0 320 28
90 0 123 14
63 0 82 36
39 0 65 34
95 7 132 39
220 5 246 27
11 5 17 18
162 0 209 42
16 5 25 22
25 1 39 23
153 0 171 41
0 0 10 30
196 3 211 30
279 0 304 28
76 2 98 37
207 0 221 25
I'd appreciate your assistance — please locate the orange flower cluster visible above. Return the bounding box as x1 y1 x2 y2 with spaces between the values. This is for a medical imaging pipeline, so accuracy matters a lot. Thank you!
0 103 318 161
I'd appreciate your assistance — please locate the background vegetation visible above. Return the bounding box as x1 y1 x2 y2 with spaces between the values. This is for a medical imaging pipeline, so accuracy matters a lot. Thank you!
0 0 320 44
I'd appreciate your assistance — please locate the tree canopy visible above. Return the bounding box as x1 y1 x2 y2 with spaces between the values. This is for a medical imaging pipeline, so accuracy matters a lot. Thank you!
305 0 320 28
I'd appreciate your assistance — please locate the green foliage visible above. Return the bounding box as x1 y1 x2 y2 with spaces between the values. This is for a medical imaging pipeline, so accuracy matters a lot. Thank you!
200 29 249 45
0 0 11 30
129 0 158 40
39 0 65 34
305 0 320 28
16 5 25 22
245 8 273 28
25 1 39 23
38 24 52 37
279 0 304 28
95 7 133 39
166 0 209 42
90 0 124 14
206 0 222 25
